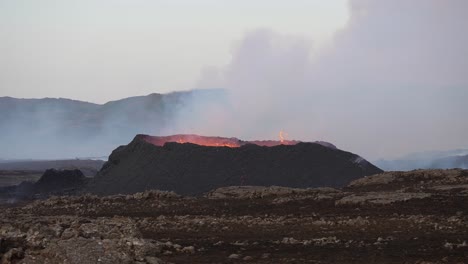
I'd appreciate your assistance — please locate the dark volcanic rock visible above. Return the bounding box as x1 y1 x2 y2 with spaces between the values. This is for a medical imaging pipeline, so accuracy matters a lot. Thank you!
34 169 88 194
87 135 382 195
0 169 88 202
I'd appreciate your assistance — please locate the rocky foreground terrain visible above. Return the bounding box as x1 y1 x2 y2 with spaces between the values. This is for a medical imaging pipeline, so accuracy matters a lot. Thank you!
1 169 467 263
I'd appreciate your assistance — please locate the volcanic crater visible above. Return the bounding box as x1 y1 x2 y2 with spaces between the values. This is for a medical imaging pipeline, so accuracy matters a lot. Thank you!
86 134 382 195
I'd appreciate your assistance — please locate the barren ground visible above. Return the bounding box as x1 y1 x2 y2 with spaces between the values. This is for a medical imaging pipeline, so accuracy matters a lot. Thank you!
1 169 467 264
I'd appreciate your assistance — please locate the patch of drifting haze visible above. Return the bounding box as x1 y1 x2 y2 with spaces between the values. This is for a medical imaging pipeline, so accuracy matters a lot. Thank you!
0 98 100 159
401 149 468 161
430 155 468 170
191 0 468 160
158 90 232 137
375 149 468 171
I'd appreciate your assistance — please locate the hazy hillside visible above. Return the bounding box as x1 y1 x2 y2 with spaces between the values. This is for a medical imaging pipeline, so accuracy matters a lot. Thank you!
0 89 226 159
429 154 468 169
375 149 468 171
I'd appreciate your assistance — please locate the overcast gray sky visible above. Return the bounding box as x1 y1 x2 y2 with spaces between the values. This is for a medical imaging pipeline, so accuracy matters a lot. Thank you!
0 0 467 160
0 0 348 102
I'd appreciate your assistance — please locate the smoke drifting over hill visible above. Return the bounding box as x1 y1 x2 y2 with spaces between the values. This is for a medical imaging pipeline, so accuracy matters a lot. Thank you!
0 90 228 159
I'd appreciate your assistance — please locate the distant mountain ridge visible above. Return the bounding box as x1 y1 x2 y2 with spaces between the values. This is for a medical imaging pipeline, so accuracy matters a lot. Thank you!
0 89 227 159
0 159 105 177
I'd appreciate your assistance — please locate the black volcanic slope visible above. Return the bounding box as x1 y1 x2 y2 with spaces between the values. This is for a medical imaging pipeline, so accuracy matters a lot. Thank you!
87 135 382 195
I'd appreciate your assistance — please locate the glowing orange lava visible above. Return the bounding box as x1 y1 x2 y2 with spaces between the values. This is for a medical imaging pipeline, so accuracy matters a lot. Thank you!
142 134 301 148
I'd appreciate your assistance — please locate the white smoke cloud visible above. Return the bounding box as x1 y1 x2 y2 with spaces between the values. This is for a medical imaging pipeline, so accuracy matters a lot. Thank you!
192 0 468 159
315 0 468 89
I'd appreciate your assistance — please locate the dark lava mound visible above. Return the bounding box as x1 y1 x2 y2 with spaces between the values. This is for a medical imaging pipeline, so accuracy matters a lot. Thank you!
34 169 88 194
87 135 382 195
0 169 89 201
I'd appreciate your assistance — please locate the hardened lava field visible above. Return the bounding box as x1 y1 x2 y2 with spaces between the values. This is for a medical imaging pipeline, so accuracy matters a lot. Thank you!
1 169 467 264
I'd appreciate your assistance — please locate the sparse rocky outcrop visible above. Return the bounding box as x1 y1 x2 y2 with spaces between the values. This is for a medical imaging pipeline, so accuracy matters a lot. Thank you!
346 169 468 191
